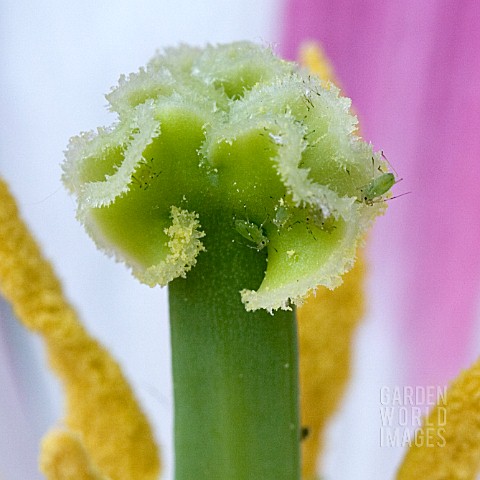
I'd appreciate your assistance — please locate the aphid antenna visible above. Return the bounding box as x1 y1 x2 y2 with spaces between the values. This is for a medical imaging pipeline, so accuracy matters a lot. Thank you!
380 150 399 177
384 191 411 202
368 190 411 205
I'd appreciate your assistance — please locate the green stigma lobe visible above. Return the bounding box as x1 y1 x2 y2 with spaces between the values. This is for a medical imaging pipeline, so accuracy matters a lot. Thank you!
63 42 388 311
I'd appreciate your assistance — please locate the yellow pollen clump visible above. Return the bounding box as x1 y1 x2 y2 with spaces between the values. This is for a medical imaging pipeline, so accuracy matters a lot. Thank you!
163 205 206 271
138 205 206 287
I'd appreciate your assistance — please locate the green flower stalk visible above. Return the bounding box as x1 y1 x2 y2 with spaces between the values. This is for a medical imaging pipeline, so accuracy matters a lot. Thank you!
63 42 389 479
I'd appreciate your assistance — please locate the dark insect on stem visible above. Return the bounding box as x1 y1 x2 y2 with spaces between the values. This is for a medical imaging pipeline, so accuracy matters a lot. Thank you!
300 426 310 441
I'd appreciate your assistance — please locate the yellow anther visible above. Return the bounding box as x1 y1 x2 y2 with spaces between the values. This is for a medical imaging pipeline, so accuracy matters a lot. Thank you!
0 178 160 480
397 358 480 479
299 42 337 85
298 256 365 479
40 429 108 480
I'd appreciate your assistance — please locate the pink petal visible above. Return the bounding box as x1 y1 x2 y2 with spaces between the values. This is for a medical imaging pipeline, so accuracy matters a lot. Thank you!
282 0 480 387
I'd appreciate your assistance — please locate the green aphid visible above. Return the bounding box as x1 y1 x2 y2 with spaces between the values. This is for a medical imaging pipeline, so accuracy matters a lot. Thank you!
274 205 290 227
359 172 396 206
131 158 160 190
305 209 337 233
234 219 269 251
